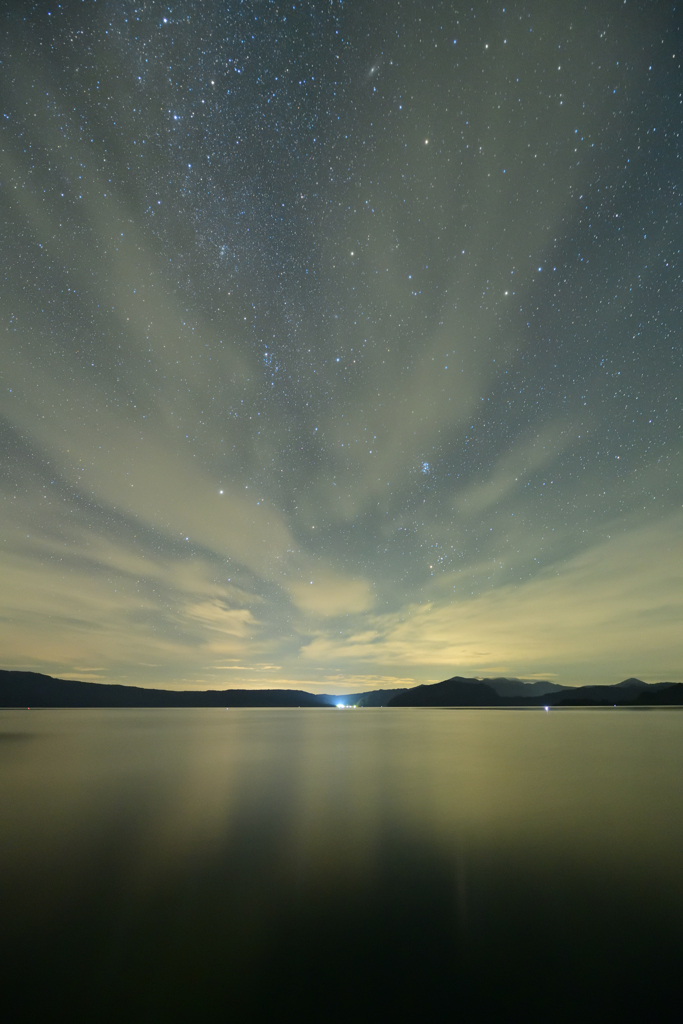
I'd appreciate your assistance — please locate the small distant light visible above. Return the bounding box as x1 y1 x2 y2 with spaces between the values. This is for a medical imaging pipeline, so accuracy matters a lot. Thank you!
545 706 549 712
336 703 345 708
219 489 224 494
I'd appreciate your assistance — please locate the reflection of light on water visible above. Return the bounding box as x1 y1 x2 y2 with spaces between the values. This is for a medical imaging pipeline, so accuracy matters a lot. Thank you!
3 708 683 942
2 713 683 1024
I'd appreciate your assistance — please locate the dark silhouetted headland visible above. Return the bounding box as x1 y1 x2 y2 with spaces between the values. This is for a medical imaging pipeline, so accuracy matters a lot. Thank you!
0 670 330 708
633 682 683 705
388 677 502 707
386 675 682 707
1 670 680 709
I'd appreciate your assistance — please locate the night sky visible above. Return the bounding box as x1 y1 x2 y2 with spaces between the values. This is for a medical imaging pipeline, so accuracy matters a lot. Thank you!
1 0 680 692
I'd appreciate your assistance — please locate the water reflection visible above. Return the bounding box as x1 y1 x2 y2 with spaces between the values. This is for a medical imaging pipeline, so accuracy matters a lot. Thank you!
1 708 682 1021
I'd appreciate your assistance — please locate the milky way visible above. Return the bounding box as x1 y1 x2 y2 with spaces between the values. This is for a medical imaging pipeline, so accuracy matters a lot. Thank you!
1 1 680 691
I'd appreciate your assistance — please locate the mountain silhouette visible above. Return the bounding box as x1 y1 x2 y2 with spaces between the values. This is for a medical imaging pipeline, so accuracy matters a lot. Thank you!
388 678 502 707
2 669 680 709
0 670 330 708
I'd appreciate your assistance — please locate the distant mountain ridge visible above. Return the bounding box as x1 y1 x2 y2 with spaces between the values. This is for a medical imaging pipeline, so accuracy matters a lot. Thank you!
324 678 566 706
1 669 681 709
387 675 683 707
0 670 330 708
390 678 501 707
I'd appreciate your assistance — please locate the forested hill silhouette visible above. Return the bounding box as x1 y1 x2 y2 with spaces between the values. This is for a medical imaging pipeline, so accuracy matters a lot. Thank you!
632 682 683 705
387 675 683 707
0 670 330 708
389 678 502 707
2 669 680 709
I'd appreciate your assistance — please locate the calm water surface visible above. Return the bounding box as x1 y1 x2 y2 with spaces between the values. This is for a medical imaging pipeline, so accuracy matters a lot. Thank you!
1 708 682 1021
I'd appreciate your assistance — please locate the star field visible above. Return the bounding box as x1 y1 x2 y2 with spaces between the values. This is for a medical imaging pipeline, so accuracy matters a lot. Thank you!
1 0 681 691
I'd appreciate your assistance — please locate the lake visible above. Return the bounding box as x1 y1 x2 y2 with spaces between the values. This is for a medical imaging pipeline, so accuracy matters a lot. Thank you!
1 707 681 1021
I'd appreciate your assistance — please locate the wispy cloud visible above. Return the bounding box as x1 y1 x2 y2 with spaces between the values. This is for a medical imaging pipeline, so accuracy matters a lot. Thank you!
0 5 678 691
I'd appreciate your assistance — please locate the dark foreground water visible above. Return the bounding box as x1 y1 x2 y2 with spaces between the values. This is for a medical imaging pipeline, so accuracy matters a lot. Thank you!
1 708 682 1022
